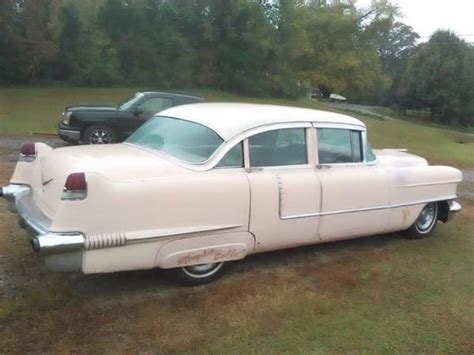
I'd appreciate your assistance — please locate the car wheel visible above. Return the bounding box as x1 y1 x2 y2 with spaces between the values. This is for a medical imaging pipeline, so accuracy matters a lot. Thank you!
84 125 116 145
406 202 439 239
172 262 225 286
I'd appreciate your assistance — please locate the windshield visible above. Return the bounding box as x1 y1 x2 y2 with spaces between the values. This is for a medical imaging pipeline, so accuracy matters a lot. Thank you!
118 92 144 111
127 116 224 163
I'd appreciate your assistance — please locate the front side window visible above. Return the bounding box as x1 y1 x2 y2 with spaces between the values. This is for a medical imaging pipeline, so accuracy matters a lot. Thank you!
127 116 223 163
317 128 363 164
249 128 307 167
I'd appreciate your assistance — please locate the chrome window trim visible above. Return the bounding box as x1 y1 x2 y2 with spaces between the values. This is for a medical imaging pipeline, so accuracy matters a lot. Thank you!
279 195 458 220
213 141 244 169
312 122 366 131
127 120 377 171
252 164 313 172
126 122 313 172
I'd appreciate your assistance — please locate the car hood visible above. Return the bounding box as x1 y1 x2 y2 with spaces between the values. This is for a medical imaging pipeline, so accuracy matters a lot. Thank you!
66 105 118 113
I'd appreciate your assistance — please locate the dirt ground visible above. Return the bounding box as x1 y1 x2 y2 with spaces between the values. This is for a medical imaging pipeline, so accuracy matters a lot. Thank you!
0 136 473 353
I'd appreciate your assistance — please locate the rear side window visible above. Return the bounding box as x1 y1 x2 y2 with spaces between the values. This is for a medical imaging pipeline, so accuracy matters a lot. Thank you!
216 142 243 168
249 128 307 167
317 128 363 164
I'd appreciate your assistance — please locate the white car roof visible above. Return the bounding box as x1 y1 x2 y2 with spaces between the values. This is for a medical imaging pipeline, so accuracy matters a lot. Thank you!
159 103 365 141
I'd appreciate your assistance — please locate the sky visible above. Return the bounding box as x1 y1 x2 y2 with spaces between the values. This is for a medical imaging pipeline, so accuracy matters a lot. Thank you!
357 0 474 42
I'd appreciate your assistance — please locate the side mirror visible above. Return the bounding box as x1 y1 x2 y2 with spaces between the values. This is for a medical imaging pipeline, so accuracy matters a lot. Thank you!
134 106 144 116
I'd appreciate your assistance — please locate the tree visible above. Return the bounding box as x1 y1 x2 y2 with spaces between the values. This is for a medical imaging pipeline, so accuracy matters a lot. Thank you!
0 0 61 83
4 0 464 113
296 1 390 102
55 1 81 80
402 31 474 125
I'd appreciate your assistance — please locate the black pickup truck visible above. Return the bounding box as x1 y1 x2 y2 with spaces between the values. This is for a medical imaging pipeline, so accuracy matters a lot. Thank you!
58 91 203 144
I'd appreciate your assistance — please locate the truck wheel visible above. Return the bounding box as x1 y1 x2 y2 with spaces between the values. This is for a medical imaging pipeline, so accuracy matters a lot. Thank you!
83 125 116 145
406 202 438 239
172 262 225 286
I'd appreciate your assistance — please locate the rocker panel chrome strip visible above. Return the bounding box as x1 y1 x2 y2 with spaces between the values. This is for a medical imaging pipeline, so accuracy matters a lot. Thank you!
280 195 458 220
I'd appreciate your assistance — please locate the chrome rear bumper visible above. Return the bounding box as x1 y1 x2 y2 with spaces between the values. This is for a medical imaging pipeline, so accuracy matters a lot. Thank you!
2 184 84 272
2 184 30 212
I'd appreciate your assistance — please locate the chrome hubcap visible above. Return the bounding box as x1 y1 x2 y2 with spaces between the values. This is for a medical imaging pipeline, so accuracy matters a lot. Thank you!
416 203 437 232
182 262 223 279
89 129 111 144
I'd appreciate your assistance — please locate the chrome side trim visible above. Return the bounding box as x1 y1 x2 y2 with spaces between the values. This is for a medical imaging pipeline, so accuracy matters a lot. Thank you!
124 224 243 244
280 195 458 220
36 224 243 253
82 224 243 250
85 232 127 249
277 175 284 218
397 180 462 188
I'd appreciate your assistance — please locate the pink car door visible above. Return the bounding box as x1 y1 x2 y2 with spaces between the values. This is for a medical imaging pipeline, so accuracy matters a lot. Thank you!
245 127 322 252
315 127 390 240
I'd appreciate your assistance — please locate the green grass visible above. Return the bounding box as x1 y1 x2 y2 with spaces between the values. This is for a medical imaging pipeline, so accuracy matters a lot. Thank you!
205 212 474 353
1 203 472 353
1 86 472 168
373 106 474 134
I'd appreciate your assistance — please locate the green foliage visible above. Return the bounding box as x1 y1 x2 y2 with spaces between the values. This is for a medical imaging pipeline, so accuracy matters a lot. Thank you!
402 31 474 125
69 30 122 86
0 0 471 125
0 0 61 83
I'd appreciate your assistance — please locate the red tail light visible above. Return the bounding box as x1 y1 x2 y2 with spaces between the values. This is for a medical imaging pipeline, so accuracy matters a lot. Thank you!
20 142 36 160
62 172 87 200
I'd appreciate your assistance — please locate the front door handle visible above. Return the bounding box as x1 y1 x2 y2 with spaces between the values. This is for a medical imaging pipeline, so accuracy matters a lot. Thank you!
246 167 264 173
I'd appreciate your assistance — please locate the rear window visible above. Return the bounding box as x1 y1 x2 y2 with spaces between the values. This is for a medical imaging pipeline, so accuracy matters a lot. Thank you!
127 116 223 163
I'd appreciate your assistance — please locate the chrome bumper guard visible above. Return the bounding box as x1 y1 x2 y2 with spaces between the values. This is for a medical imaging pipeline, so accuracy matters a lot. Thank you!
446 200 462 221
31 233 85 254
2 184 31 212
1 184 84 271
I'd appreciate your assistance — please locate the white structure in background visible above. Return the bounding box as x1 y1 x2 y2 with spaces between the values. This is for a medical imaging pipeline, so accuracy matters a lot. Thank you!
329 93 347 102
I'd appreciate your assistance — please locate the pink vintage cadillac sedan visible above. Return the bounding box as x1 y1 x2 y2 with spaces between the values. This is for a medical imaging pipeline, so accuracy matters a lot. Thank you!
1 103 462 285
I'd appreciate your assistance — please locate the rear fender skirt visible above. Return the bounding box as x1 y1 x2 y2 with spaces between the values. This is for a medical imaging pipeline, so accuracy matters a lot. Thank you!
155 232 255 269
